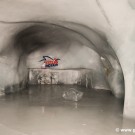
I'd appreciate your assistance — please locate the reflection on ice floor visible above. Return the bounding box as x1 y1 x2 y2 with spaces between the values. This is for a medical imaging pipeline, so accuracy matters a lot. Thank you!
0 85 132 135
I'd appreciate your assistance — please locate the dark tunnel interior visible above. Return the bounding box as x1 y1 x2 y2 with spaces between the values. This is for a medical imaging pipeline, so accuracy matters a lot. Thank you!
0 22 126 135
1 23 124 98
1 0 135 134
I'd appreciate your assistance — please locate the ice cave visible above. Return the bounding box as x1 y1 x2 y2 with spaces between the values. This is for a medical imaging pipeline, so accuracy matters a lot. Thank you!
0 0 135 135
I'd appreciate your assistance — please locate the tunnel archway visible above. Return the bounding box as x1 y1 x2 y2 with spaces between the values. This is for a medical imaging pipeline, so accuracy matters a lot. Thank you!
0 22 124 99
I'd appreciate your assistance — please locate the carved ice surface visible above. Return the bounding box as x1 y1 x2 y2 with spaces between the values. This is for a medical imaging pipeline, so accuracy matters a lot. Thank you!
0 0 133 118
62 88 83 102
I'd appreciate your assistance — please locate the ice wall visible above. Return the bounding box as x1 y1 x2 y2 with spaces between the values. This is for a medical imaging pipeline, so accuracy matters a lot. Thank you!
0 0 134 119
0 23 110 91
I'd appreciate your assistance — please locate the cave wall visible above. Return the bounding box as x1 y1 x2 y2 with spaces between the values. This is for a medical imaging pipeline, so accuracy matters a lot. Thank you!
0 0 134 119
0 23 110 91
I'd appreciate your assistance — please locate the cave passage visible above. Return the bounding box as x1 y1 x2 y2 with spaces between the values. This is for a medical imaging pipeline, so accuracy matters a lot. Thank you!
0 22 126 135
0 23 124 99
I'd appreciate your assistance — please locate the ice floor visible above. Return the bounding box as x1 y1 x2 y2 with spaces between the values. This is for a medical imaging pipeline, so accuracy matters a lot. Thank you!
0 85 134 135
